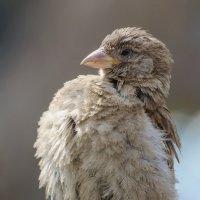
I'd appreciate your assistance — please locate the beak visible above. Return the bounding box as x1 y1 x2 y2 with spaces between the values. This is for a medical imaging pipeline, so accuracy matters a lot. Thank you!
80 48 119 69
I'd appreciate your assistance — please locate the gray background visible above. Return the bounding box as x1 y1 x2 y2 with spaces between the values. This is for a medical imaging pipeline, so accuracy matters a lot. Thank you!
0 1 199 199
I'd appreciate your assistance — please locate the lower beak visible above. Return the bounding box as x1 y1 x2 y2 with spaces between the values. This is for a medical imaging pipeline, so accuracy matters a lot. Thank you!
80 48 119 69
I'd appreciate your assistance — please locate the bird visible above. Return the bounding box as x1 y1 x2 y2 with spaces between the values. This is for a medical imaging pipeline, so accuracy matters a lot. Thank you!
34 27 181 200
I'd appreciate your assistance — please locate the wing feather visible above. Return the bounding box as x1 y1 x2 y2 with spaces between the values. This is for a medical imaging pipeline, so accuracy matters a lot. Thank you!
146 106 181 168
34 111 79 200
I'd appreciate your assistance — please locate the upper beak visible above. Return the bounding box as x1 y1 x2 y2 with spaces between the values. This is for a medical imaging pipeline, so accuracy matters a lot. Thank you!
80 48 119 69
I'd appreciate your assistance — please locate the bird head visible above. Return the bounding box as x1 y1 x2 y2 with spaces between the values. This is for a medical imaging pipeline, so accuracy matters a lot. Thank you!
81 27 173 99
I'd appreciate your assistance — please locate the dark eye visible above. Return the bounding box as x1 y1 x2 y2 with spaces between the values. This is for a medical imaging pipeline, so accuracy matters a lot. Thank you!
120 49 134 57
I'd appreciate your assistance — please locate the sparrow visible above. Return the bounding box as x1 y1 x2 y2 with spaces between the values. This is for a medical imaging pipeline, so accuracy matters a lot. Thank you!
34 27 180 200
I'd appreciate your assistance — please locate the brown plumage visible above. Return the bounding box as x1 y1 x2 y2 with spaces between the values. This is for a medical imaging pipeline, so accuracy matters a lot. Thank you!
146 106 180 168
34 27 180 200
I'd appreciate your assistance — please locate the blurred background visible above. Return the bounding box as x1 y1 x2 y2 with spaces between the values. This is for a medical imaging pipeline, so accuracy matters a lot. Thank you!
0 0 199 199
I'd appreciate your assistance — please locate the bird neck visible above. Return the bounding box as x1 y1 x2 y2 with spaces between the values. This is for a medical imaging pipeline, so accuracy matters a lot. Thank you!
105 77 168 110
135 86 166 110
100 68 170 110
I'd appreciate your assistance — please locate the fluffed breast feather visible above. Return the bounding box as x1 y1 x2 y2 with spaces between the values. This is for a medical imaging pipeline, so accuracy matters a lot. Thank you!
35 75 177 200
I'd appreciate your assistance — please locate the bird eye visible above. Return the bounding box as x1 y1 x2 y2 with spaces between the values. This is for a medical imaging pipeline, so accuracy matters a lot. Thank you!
120 49 133 57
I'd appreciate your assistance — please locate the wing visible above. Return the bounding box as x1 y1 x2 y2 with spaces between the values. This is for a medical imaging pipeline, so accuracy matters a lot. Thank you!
34 110 79 200
34 75 101 199
146 106 181 168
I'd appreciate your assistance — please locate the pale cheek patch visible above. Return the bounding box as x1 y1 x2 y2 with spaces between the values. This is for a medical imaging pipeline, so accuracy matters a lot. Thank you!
132 57 154 79
140 57 154 74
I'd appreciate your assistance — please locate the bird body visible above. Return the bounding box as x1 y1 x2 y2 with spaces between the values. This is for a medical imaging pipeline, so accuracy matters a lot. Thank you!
35 28 180 200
